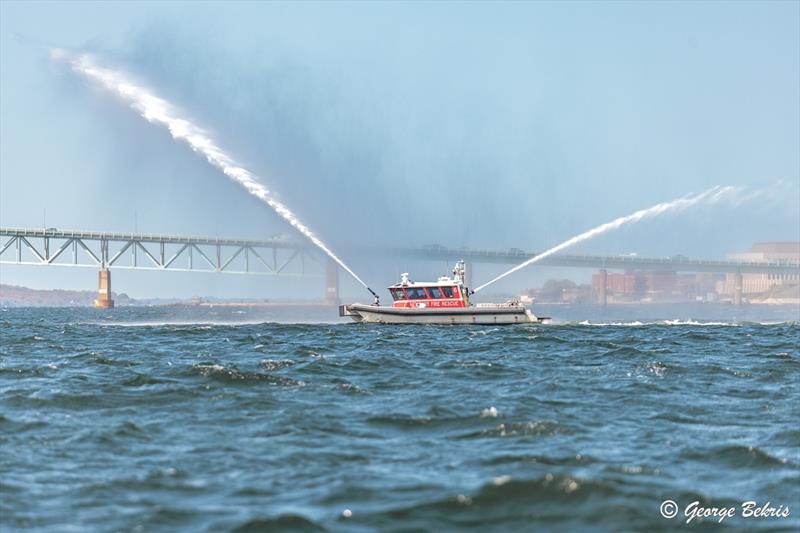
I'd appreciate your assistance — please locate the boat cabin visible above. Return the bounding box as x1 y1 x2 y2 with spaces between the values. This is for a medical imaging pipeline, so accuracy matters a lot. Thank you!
387 261 470 309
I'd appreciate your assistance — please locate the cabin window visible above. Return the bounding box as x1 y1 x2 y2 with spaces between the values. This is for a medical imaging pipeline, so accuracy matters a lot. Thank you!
391 288 407 300
442 286 455 298
428 287 443 299
406 287 428 300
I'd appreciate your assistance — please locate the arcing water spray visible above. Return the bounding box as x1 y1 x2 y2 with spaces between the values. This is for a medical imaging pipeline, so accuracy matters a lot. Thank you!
53 50 377 297
472 185 743 293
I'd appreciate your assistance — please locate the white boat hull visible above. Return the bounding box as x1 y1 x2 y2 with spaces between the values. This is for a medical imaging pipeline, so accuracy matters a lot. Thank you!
340 303 546 325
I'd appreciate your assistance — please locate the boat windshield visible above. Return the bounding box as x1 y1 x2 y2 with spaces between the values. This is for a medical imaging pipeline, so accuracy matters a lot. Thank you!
390 288 407 300
405 287 428 300
391 285 461 300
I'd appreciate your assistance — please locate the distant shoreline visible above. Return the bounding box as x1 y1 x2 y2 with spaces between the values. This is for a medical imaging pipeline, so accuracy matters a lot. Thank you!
0 284 335 308
2 284 798 308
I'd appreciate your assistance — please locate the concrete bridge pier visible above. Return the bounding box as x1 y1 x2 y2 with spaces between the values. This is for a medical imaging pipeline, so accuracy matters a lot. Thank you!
733 272 743 306
597 269 608 307
325 260 339 305
94 268 114 308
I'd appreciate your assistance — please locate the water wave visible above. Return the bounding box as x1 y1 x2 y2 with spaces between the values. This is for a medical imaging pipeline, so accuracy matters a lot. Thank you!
190 363 306 386
2 307 797 532
231 515 326 532
681 444 793 468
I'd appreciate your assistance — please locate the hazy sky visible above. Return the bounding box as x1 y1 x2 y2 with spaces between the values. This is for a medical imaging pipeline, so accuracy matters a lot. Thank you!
1 1 798 299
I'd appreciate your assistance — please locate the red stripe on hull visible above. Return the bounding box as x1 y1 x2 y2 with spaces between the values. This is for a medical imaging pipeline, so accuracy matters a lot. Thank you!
393 299 467 308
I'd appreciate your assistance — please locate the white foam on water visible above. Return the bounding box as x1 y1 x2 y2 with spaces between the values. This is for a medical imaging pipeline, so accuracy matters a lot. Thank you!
491 475 512 486
53 49 371 292
480 406 499 418
577 320 646 327
90 319 344 327
574 320 744 327
660 319 735 326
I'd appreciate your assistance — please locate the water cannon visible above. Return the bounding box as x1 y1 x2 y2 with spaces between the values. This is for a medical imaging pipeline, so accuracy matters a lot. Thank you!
367 287 381 305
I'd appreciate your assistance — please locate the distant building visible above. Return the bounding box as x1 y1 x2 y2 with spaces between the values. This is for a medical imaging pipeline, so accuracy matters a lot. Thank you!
676 273 721 301
647 271 677 298
604 271 637 295
592 270 723 302
722 242 800 296
592 271 640 301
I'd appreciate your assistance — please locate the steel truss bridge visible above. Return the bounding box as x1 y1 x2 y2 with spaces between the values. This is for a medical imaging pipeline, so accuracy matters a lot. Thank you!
391 246 800 275
3 227 797 275
2 227 798 306
0 227 323 276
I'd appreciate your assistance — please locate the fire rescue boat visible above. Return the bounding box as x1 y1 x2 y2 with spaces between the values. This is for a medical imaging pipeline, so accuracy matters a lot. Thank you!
339 261 548 324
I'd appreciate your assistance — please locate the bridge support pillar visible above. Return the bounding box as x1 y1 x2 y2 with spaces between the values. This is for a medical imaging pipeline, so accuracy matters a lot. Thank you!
597 269 608 307
325 260 339 305
94 268 114 309
733 272 743 306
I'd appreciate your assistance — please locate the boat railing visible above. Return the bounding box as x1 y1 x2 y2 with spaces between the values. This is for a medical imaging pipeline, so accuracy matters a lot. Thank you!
475 300 522 308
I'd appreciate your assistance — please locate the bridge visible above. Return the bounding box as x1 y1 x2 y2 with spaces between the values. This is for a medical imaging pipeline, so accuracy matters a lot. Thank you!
0 227 330 307
387 246 799 274
386 245 799 306
2 227 798 307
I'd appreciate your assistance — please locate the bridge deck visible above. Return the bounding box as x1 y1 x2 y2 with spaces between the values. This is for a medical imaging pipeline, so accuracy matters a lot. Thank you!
393 247 800 274
1 227 798 275
0 227 296 248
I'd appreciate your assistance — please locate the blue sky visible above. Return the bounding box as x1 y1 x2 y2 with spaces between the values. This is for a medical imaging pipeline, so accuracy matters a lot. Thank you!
1 1 798 299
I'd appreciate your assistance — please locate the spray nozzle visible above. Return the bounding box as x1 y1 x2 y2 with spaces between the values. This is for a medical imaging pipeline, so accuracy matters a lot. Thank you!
367 288 380 306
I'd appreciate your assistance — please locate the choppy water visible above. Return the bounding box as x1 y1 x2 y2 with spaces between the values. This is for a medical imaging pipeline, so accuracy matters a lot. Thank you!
1 306 798 532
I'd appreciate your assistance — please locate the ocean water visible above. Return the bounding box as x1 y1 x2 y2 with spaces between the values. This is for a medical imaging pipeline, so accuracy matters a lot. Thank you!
1 305 798 532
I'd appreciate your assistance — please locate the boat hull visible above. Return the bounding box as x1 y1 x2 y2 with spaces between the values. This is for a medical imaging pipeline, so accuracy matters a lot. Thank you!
340 303 545 324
